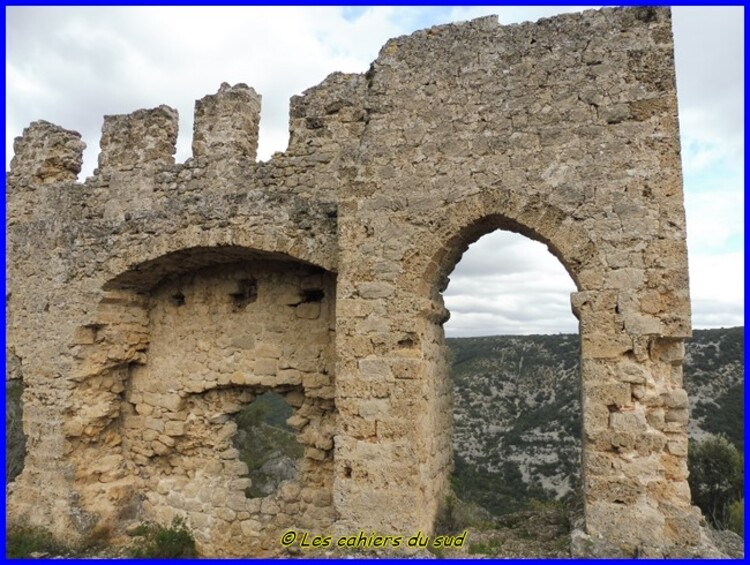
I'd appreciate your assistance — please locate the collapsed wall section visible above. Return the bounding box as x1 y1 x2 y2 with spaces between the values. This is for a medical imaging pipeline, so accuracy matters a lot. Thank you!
121 261 336 555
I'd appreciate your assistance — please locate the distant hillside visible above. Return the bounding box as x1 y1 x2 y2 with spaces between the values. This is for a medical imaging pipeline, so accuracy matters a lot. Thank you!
447 326 744 516
684 327 744 450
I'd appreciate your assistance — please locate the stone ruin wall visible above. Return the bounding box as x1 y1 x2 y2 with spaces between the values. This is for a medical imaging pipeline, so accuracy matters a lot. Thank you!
67 260 337 555
6 7 715 557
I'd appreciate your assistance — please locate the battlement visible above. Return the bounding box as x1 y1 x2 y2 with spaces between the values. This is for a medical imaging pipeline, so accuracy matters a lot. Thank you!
288 72 367 151
9 120 86 185
8 78 362 187
98 104 178 174
193 82 261 162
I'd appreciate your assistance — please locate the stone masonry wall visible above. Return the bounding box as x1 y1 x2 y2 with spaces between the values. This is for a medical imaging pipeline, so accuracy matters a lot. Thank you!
123 262 337 556
6 6 709 557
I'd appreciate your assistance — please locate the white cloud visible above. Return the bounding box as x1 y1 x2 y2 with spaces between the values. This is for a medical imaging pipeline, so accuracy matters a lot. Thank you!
673 6 745 172
689 252 744 329
6 6 404 175
685 182 744 253
444 232 578 337
690 252 744 306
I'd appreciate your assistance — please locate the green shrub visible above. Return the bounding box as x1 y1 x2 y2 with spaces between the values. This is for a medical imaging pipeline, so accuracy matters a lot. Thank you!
688 435 743 530
728 499 743 537
129 516 196 558
6 525 68 558
467 537 503 556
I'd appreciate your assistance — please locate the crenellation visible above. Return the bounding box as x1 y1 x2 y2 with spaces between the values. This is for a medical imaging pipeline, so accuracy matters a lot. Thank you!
97 104 179 175
288 72 368 156
9 120 86 185
193 82 261 162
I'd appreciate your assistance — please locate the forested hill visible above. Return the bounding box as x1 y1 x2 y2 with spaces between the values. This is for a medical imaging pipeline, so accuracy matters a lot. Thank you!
447 326 744 515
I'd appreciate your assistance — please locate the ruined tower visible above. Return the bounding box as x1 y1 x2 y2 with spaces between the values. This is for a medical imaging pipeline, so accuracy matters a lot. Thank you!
6 7 715 557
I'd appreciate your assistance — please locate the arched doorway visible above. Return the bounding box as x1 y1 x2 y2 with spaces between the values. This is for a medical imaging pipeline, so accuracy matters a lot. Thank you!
439 229 581 555
65 246 338 556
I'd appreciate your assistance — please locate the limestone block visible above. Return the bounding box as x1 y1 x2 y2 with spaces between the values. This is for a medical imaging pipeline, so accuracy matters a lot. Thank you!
664 408 688 425
587 476 644 505
651 339 685 365
151 440 170 456
390 358 421 380
209 489 227 506
158 434 176 447
358 398 390 419
304 447 328 461
240 519 263 537
216 507 236 522
278 481 301 503
645 407 666 430
357 282 395 299
666 437 688 456
296 302 321 320
230 478 252 491
255 358 278 376
227 494 249 512
219 448 239 460
581 332 634 359
609 411 647 434
618 362 648 384
661 389 688 409
144 417 165 433
585 501 666 555
255 342 282 359
283 390 306 408
260 498 280 515
188 510 210 529
358 358 392 380
584 382 632 408
193 83 261 162
216 421 238 443
165 421 186 436
224 460 249 476
660 503 703 546
302 373 329 388
286 414 309 430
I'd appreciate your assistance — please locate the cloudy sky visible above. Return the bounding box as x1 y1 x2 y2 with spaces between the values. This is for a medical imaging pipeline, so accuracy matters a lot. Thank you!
6 6 744 337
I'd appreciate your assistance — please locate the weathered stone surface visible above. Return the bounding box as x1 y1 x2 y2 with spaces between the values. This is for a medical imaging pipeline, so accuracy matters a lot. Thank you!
193 82 261 162
9 121 85 185
6 6 705 559
98 105 178 173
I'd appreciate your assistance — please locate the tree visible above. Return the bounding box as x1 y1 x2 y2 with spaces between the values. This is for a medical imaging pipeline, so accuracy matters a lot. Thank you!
688 435 743 530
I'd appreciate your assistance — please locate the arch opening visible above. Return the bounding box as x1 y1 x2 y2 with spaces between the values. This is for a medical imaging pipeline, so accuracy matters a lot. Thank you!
103 245 331 292
232 390 304 499
431 225 583 556
67 248 338 555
